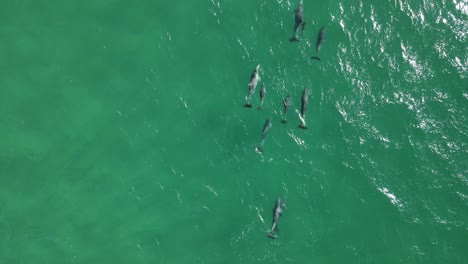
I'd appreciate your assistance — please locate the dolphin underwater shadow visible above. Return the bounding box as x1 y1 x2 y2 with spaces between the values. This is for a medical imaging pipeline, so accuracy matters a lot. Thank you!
311 26 325 61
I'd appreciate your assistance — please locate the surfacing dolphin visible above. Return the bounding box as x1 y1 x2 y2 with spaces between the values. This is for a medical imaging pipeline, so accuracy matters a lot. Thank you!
281 95 291 123
311 27 325 61
298 88 308 129
290 0 306 42
245 64 260 107
255 117 272 153
267 197 286 239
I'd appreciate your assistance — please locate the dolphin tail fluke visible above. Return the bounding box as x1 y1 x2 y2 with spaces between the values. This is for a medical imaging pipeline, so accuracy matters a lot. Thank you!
257 106 263 110
311 56 321 61
298 123 308 129
289 37 300 42
255 139 265 153
244 103 253 108
255 146 264 153
281 118 287 124
267 232 277 239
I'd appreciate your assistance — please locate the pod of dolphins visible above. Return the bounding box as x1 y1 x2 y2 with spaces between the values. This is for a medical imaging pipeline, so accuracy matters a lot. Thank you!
243 0 326 239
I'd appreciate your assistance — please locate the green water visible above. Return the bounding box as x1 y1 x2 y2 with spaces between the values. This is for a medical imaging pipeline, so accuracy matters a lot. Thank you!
1 0 467 263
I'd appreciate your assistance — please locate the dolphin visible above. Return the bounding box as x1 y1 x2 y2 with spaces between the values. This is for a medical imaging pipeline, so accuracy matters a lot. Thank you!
267 197 286 239
311 27 325 61
281 95 291 123
290 0 306 42
257 84 266 110
255 117 272 153
245 65 260 107
298 88 308 129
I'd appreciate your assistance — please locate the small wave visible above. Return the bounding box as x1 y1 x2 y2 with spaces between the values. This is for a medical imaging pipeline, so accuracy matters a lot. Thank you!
287 131 308 149
377 187 405 209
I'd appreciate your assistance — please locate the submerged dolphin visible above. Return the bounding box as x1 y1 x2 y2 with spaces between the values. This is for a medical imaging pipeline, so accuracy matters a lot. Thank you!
311 27 325 61
267 197 286 239
298 88 308 129
245 65 260 107
290 0 306 42
281 95 291 123
255 117 272 153
257 84 266 110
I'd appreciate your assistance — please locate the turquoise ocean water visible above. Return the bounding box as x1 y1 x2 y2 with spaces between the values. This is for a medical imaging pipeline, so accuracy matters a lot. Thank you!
0 0 467 263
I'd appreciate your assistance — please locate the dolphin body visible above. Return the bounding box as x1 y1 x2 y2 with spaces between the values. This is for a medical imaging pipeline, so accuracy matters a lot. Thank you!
257 84 266 110
311 27 325 61
267 197 286 239
298 88 308 129
281 95 291 123
245 65 260 107
255 117 272 153
290 0 306 42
